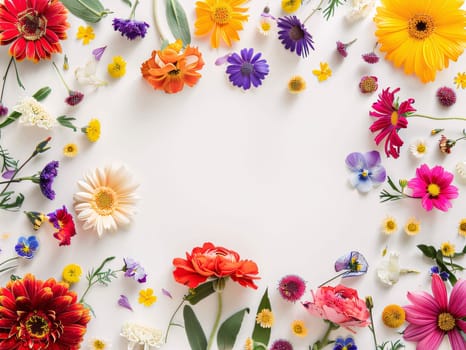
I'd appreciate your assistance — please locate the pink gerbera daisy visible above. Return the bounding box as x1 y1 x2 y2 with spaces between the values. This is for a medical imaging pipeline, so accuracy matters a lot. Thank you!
403 274 466 350
369 87 416 158
408 164 458 212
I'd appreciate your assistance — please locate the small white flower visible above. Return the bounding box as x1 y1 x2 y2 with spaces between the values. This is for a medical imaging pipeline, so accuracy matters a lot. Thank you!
75 60 108 88
14 96 56 129
257 17 273 36
345 0 376 22
456 161 466 182
88 337 111 349
120 322 163 350
376 251 418 286
409 138 428 158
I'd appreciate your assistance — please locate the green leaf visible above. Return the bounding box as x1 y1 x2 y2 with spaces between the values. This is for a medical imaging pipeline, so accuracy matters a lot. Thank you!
56 116 78 131
60 0 112 22
166 0 191 46
121 0 132 6
435 251 457 286
183 305 207 350
185 281 215 305
33 86 51 101
417 244 437 259
217 308 249 350
251 289 271 347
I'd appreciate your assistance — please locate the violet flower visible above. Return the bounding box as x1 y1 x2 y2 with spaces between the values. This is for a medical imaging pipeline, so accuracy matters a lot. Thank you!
39 160 59 200
345 151 386 193
335 251 368 278
112 0 149 40
277 16 314 57
226 48 269 90
118 294 133 311
123 257 147 283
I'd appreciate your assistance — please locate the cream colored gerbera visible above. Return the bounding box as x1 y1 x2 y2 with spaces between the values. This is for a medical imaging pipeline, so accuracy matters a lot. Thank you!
74 164 139 237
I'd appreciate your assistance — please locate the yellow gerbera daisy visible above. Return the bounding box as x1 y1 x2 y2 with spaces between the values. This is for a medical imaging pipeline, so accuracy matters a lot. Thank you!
374 0 466 83
195 0 249 48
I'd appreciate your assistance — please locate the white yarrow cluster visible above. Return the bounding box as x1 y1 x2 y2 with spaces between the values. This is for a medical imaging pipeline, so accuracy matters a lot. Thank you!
14 97 56 129
120 322 163 350
345 0 376 22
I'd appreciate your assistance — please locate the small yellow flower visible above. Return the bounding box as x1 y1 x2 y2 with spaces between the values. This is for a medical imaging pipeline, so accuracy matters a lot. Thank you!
312 62 332 82
291 319 308 337
287 76 306 94
454 72 466 89
84 118 101 142
382 216 398 235
440 242 455 257
404 217 421 236
281 0 301 13
258 18 272 36
89 338 110 349
63 143 78 157
381 304 405 328
458 218 466 237
244 337 253 350
138 288 157 306
255 308 274 328
76 25 95 45
62 264 82 284
107 56 126 78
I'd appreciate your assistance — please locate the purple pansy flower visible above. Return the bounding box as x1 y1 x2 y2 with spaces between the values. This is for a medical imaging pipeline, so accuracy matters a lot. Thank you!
123 257 147 283
226 48 269 90
345 151 386 193
335 251 368 278
39 160 59 200
15 235 39 259
333 336 357 350
112 18 149 40
277 16 314 58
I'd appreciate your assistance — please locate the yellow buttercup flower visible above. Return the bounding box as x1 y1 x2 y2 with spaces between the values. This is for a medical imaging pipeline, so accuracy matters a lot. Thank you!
382 304 405 328
281 0 300 13
195 0 249 48
138 288 157 306
454 72 466 89
107 56 126 78
84 118 101 143
374 0 466 83
63 143 78 157
312 62 332 82
62 264 82 284
291 319 308 337
440 242 455 257
76 25 95 45
255 308 274 328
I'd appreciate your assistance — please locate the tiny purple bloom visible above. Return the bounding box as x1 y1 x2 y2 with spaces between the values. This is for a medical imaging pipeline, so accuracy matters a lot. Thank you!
278 274 306 302
336 39 357 58
15 235 39 259
226 48 269 90
123 257 147 283
118 294 133 311
362 52 380 64
39 160 59 200
162 288 173 299
0 103 8 116
215 53 231 66
436 86 456 107
345 151 386 193
65 91 84 106
2 169 15 179
92 46 107 61
277 16 314 58
334 251 368 278
112 18 149 40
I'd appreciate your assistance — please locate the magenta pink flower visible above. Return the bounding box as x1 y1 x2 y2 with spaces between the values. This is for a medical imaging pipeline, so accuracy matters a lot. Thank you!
369 87 416 158
403 274 466 350
408 164 459 212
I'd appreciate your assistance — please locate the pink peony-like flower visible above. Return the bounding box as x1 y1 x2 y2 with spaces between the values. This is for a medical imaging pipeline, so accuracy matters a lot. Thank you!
302 284 370 332
403 274 466 350
408 164 459 212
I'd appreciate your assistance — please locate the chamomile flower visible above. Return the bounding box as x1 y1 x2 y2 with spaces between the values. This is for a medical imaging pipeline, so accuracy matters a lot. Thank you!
63 143 78 157
88 337 111 349
291 320 307 337
440 242 455 257
381 216 398 235
409 139 428 158
404 217 421 236
258 18 273 36
459 218 466 237
256 308 274 328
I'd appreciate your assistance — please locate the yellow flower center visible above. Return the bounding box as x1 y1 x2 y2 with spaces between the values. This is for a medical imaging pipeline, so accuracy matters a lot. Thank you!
416 144 426 153
386 220 396 230
25 314 50 339
361 170 368 177
407 223 417 232
293 324 303 334
93 187 117 215
408 14 435 40
212 5 231 25
260 22 271 32
427 183 440 197
17 9 47 41
460 223 466 231
93 340 106 349
288 77 305 93
390 111 399 126
437 312 455 332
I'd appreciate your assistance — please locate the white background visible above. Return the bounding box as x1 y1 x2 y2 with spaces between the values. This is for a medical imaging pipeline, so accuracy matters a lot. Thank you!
0 0 465 349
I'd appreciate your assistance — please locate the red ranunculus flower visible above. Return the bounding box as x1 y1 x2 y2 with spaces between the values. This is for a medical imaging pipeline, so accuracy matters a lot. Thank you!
302 284 370 332
172 242 260 289
0 273 90 349
0 0 70 62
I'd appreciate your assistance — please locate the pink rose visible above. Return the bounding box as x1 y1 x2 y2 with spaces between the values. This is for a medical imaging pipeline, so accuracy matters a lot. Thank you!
302 284 369 331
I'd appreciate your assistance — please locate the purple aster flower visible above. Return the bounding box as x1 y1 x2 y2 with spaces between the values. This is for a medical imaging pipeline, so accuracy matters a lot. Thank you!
118 294 133 311
345 151 386 193
333 336 357 350
39 160 59 200
278 274 306 302
270 339 293 350
15 235 39 259
123 257 147 283
226 48 269 90
112 18 149 40
277 16 314 58
335 251 368 278
0 103 8 116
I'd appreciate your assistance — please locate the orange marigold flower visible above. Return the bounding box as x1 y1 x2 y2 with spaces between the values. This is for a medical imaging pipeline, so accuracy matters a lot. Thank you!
0 0 70 62
141 45 205 94
0 273 91 349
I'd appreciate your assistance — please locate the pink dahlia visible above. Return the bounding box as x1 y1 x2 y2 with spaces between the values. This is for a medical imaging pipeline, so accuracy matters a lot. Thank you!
403 274 466 350
369 87 416 158
408 164 458 212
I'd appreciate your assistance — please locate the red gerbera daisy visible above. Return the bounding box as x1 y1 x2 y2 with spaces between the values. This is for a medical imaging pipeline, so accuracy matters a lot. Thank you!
47 205 76 246
0 274 90 349
0 0 70 62
369 87 416 158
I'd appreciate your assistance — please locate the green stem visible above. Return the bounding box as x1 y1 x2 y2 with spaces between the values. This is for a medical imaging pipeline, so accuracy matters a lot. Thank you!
368 305 379 350
0 176 38 185
12 58 24 90
52 62 71 93
0 152 35 197
206 291 223 350
0 256 19 266
312 321 339 349
454 135 466 143
129 0 139 19
318 271 348 287
408 114 466 122
0 57 13 102
153 0 167 42
76 0 109 17
304 0 325 24
164 298 186 344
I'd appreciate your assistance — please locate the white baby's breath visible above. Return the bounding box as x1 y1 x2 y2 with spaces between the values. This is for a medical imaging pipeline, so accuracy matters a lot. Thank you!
346 0 376 22
14 96 56 129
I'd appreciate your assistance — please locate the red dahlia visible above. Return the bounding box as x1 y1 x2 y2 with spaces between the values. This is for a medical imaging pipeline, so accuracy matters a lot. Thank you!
0 274 90 349
0 0 70 62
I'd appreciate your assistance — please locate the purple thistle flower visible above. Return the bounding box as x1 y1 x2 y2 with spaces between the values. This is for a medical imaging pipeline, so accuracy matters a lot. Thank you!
270 339 293 350
278 274 306 302
436 86 456 107
0 103 8 116
65 91 84 106
226 48 269 90
15 235 39 259
334 251 368 278
118 294 133 311
39 161 59 200
277 16 314 58
123 257 147 283
362 52 380 64
112 18 149 40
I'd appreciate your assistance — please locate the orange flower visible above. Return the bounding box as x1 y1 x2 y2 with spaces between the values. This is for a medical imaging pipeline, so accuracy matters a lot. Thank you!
141 45 205 94
0 273 90 349
172 242 260 289
0 0 70 62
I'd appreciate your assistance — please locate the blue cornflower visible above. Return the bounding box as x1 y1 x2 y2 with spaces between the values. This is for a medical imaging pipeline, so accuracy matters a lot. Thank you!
430 266 450 281
333 336 357 350
345 151 386 193
15 235 39 259
39 160 59 200
277 16 314 58
123 257 147 283
335 251 368 278
112 18 149 40
226 48 269 90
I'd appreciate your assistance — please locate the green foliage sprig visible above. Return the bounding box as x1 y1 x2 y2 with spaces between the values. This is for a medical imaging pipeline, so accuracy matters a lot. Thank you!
60 0 112 22
323 0 346 20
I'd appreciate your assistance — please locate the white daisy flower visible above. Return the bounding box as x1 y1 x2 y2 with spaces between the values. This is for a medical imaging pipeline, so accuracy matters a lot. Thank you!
409 138 428 158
